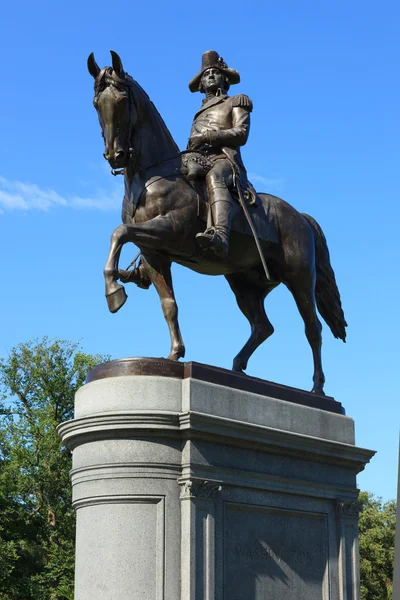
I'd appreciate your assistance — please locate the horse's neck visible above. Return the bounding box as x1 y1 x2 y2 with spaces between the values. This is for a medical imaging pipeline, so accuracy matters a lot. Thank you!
133 90 179 175
134 124 176 171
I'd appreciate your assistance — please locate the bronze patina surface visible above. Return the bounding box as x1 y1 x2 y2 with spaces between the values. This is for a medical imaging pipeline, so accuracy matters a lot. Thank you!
87 50 347 396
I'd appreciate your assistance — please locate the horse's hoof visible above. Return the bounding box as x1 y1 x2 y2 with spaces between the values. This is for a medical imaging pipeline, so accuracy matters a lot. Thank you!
167 346 186 361
232 358 247 373
106 285 128 313
311 387 326 396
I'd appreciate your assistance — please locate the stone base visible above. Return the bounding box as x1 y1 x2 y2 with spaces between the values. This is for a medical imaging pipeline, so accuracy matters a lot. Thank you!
58 358 375 600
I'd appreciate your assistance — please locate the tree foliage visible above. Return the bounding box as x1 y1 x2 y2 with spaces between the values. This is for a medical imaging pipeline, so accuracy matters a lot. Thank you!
0 338 107 600
359 491 396 600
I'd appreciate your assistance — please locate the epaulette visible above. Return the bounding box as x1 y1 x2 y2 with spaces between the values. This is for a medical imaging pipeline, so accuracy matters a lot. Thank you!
231 94 253 112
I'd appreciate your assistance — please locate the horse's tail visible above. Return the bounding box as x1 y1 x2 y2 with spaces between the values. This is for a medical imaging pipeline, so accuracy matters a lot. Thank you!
302 213 347 342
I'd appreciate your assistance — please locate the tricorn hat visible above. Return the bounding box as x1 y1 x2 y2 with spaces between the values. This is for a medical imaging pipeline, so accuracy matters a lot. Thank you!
189 50 240 93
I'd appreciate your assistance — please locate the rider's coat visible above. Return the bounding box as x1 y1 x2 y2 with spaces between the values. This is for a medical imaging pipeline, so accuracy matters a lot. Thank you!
189 92 253 174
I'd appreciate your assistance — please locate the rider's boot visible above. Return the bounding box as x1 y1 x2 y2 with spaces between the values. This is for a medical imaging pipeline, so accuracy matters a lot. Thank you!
196 186 232 258
118 260 152 289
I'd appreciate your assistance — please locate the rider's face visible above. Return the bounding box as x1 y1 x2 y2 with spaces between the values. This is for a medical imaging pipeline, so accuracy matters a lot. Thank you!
201 68 225 94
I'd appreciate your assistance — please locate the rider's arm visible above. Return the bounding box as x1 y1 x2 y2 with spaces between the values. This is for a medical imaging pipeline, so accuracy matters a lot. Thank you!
206 95 253 148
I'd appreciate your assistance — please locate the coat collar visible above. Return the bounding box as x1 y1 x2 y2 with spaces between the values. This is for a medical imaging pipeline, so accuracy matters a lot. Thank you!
194 92 229 119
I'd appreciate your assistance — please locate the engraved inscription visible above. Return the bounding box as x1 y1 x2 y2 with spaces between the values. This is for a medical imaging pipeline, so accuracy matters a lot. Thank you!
224 503 329 600
234 543 316 565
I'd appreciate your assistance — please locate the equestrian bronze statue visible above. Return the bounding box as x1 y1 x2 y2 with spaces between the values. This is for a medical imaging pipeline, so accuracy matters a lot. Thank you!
87 50 347 395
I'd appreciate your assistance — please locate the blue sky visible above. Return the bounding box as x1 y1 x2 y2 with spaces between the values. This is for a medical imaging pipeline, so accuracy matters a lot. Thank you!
0 0 398 500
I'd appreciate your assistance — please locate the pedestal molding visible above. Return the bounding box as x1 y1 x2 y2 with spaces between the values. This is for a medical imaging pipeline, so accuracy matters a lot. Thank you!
58 409 374 473
70 462 181 485
180 463 360 500
179 411 375 472
58 411 180 449
73 493 165 510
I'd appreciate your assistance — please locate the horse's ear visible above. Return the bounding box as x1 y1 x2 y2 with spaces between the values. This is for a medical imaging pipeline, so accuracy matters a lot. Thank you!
110 50 124 78
87 53 101 79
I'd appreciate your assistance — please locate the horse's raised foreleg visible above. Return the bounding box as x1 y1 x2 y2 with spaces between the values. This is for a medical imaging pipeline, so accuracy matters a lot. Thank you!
103 219 176 313
104 224 129 313
141 253 185 361
226 272 277 372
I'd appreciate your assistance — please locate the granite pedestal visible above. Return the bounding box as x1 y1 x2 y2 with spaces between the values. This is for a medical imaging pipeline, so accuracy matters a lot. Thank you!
58 358 375 600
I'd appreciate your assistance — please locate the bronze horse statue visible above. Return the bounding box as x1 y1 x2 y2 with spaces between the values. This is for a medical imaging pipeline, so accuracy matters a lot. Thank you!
87 51 346 395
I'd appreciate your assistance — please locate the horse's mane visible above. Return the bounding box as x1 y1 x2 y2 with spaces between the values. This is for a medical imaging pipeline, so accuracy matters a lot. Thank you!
94 68 179 154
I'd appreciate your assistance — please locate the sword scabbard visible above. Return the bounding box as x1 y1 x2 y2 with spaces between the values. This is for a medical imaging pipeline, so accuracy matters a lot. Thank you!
221 149 272 281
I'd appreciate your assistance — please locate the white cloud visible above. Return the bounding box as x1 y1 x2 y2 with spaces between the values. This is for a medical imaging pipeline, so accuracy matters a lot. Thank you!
248 173 285 191
0 175 122 213
0 171 285 214
70 189 122 211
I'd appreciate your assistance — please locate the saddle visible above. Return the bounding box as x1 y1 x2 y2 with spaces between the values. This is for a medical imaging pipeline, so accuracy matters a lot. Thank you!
181 150 258 207
180 151 279 245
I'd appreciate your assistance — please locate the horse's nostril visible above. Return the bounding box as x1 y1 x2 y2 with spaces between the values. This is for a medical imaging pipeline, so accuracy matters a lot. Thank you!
115 151 125 160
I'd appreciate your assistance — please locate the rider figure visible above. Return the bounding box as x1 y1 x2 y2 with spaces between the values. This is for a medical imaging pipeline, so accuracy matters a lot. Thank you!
188 50 253 258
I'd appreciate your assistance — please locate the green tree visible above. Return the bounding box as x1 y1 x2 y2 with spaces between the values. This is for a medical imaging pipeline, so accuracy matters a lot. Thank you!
0 338 107 600
359 491 396 600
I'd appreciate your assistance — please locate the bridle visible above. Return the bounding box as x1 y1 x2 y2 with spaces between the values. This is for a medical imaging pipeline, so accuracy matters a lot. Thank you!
101 72 138 176
103 73 197 178
102 73 210 178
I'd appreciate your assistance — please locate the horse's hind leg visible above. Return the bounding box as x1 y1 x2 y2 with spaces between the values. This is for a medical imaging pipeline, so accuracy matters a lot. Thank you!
284 271 325 395
141 253 185 361
226 273 277 372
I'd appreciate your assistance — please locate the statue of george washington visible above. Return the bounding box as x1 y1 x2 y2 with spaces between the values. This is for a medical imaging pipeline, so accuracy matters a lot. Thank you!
187 50 255 258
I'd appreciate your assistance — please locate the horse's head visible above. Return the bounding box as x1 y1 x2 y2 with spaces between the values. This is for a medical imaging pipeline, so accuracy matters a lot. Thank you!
88 51 138 170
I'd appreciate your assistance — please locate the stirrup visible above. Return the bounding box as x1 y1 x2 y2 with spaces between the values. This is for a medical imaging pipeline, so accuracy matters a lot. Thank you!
118 264 152 289
196 227 229 258
196 227 217 248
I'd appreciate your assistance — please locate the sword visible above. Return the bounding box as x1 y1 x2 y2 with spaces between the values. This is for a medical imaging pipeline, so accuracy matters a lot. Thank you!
222 149 272 282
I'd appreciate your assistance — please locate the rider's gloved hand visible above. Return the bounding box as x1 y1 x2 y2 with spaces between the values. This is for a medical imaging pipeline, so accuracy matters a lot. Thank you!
188 132 207 149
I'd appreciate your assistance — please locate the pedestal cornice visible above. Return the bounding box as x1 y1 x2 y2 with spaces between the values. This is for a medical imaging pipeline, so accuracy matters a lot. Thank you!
85 357 345 415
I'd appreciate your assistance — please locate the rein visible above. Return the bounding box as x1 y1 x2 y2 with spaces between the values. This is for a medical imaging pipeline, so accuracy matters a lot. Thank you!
108 74 139 176
104 71 207 178
111 149 208 177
